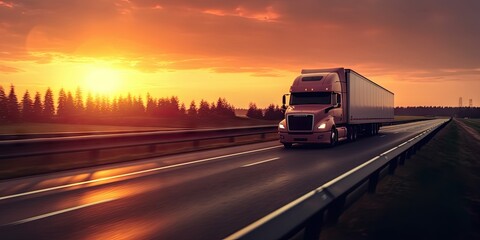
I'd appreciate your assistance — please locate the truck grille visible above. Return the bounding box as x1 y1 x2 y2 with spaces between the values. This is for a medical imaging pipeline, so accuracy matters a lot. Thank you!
288 115 313 131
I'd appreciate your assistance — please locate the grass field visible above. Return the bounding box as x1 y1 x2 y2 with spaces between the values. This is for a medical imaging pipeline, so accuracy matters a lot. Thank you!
0 123 170 135
460 118 480 133
320 120 480 240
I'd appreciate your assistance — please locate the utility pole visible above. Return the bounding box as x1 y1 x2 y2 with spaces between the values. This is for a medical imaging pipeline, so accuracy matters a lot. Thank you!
469 99 473 107
459 97 463 107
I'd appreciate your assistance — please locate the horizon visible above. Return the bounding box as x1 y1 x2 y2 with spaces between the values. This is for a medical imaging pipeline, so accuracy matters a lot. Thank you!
1 0 479 108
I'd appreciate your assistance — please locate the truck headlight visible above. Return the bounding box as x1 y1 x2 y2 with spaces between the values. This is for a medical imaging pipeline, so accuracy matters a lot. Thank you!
279 122 285 129
318 123 326 129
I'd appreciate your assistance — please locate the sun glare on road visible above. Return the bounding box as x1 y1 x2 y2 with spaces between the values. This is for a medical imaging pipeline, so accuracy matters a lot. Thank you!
84 67 125 95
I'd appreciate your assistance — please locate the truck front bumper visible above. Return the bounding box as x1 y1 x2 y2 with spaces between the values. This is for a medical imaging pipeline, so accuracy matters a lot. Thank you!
279 131 330 144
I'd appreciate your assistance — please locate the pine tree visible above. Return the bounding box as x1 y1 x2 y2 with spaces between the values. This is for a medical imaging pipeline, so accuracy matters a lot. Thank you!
32 92 43 121
157 97 168 117
57 89 66 118
198 100 210 118
111 97 119 114
85 93 95 115
65 91 75 118
170 96 180 115
21 90 33 121
43 88 55 120
100 96 110 114
247 103 263 119
0 85 7 121
146 93 156 116
188 100 197 117
74 87 84 112
7 85 20 122
179 103 186 116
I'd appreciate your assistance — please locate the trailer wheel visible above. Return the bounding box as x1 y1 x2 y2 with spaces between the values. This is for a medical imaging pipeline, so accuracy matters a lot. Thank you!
283 143 292 149
352 126 357 141
330 128 338 147
347 126 354 141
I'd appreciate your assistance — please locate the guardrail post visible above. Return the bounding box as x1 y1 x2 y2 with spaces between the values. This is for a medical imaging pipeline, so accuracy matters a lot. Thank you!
325 196 346 225
304 210 324 240
388 157 398 174
398 152 406 166
368 170 380 193
405 148 412 160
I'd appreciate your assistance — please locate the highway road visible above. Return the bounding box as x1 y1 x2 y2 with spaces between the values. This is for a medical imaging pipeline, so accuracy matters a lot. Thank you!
0 119 446 239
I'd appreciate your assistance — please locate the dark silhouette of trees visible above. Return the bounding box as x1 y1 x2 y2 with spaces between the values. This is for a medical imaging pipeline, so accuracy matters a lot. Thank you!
85 93 95 115
146 93 156 116
57 89 66 118
0 86 7 121
215 98 235 117
188 101 197 117
43 88 55 120
246 103 263 119
246 103 283 120
179 103 186 115
264 104 284 120
198 99 210 118
65 91 75 118
1 84 259 124
33 92 43 121
21 91 33 121
74 87 84 113
7 85 20 122
394 106 480 118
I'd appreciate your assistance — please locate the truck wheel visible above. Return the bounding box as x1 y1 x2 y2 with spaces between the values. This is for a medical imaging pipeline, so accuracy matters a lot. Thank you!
283 143 292 149
347 126 353 141
329 128 338 147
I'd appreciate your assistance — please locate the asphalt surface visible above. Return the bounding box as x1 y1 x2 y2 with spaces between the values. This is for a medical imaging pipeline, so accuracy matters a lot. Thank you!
0 119 446 239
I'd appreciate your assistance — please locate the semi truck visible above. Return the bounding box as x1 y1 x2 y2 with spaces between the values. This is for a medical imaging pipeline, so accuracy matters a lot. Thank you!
278 68 394 148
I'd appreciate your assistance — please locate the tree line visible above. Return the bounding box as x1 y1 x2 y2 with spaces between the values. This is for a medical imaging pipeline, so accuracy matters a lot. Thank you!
246 103 284 120
0 84 239 123
395 106 480 118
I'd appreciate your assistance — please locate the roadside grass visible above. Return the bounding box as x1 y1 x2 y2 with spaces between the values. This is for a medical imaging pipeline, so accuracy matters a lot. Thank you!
320 121 480 240
0 123 166 134
460 118 480 133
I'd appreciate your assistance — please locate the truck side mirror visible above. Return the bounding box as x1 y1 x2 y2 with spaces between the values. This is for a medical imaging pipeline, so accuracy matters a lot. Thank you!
281 94 289 110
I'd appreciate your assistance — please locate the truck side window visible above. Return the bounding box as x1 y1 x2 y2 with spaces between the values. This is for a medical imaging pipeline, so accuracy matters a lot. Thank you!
337 93 341 104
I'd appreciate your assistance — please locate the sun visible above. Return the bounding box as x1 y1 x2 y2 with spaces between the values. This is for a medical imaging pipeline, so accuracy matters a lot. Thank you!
84 67 124 95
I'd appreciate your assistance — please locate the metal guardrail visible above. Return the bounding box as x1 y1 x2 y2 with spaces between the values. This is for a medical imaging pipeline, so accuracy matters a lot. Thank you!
0 125 278 159
226 118 451 240
0 125 278 179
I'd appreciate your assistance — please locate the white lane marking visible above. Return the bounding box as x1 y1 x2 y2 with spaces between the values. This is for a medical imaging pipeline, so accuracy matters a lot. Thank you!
6 198 116 225
379 135 386 138
0 145 283 201
242 157 280 167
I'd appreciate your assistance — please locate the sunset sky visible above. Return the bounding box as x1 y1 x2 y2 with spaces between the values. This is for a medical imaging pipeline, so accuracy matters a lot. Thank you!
0 0 479 107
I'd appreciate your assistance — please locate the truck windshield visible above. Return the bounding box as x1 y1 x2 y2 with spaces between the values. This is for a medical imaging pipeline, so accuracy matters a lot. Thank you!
290 92 331 105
